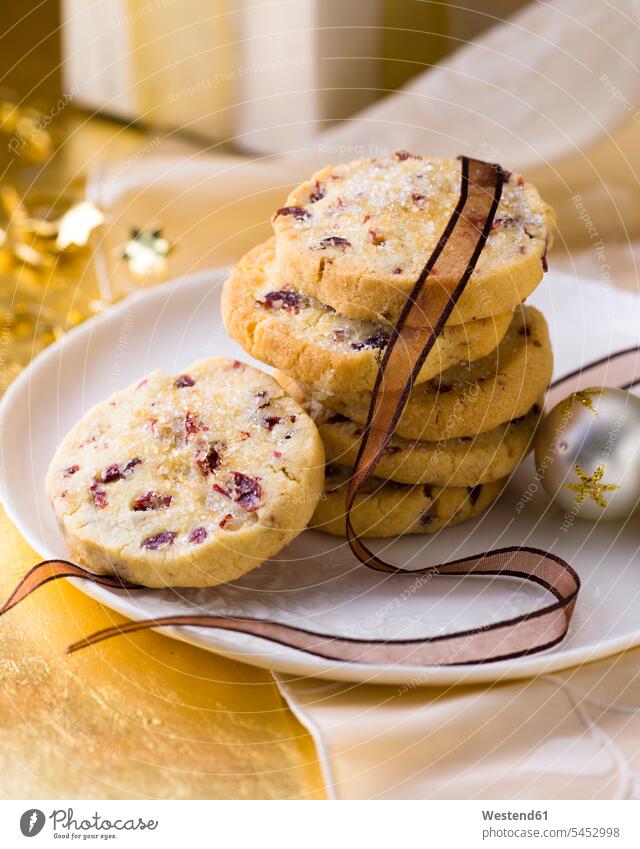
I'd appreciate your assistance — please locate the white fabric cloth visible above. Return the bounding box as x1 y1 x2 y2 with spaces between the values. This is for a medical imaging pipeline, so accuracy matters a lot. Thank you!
316 0 640 170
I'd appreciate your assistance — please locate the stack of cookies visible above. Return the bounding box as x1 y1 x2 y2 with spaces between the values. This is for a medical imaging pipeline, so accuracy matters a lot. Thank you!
223 153 555 538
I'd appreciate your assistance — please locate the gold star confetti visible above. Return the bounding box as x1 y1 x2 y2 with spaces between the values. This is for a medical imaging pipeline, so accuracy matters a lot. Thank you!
572 388 602 415
565 463 619 509
120 227 173 278
55 201 104 250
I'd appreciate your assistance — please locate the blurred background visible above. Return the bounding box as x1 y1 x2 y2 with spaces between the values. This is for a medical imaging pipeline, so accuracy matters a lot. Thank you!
1 0 638 387
5 0 531 141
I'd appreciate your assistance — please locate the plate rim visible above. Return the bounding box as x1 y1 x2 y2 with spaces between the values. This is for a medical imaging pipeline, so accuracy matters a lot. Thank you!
1 267 638 686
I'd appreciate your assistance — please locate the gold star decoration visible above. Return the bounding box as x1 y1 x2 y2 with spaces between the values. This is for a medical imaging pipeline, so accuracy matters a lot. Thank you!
565 463 619 509
572 388 602 415
55 201 105 250
120 227 173 278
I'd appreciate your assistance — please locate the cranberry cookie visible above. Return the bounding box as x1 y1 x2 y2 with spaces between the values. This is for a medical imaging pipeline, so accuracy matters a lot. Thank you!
312 464 504 537
276 306 552 441
272 154 554 325
45 357 325 588
315 401 542 487
222 239 513 395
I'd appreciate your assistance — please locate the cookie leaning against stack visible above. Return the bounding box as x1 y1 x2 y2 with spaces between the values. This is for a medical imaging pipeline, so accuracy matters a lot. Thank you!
46 357 324 587
223 152 555 538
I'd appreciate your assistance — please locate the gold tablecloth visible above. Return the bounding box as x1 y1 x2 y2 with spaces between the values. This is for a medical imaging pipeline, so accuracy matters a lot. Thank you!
0 509 324 798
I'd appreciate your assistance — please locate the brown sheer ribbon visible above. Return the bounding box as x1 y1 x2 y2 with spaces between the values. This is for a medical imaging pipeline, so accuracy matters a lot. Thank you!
3 157 635 666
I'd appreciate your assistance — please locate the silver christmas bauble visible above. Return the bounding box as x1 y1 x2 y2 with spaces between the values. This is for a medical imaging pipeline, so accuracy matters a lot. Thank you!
535 387 640 521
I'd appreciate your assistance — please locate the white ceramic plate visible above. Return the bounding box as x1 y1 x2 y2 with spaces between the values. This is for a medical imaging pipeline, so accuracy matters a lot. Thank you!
2 267 640 686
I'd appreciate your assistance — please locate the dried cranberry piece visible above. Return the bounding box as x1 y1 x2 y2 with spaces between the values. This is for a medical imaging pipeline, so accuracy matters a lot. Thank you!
412 193 425 202
392 267 403 275
274 206 311 221
258 290 303 313
326 412 349 424
122 458 142 476
185 411 206 439
262 414 296 431
309 181 325 203
219 513 234 529
317 236 351 250
350 330 389 351
63 464 80 477
365 331 389 349
273 451 282 459
232 360 245 370
175 374 195 388
188 526 208 544
101 464 122 483
394 150 420 161
232 472 262 512
141 531 176 550
89 481 108 508
197 443 222 475
468 485 483 505
213 474 262 512
263 416 282 431
99 457 141 483
132 491 173 511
